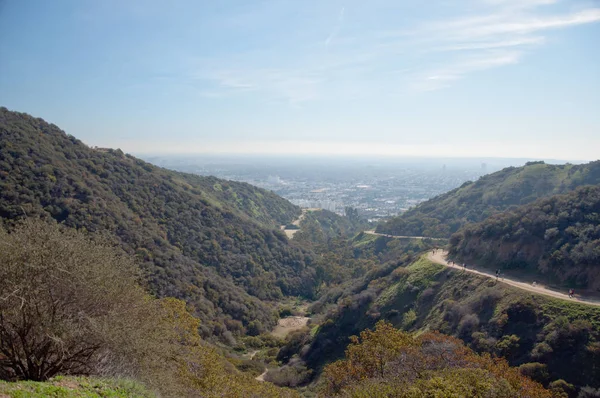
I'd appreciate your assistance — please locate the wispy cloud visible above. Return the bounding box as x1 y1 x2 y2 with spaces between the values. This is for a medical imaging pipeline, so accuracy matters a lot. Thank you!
415 50 523 91
190 0 600 100
408 4 600 90
325 6 345 47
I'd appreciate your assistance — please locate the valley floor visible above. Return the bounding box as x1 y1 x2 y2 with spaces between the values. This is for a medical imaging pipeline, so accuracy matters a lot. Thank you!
429 250 600 307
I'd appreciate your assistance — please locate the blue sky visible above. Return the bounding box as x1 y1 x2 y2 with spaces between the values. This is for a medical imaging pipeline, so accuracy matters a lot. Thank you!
1 0 599 160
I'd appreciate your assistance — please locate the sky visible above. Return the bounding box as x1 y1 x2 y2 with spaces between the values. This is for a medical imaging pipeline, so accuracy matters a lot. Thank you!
1 0 599 160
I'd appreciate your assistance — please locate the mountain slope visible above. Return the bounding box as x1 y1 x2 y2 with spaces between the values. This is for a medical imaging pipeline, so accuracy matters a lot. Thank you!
448 185 600 291
376 160 600 238
302 253 600 391
0 107 315 337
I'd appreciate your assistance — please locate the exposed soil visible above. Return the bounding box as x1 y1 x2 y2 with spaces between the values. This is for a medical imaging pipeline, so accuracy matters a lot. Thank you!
271 316 310 339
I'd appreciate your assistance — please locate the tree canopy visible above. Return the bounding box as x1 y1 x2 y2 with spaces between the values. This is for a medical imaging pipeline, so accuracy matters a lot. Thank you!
449 185 600 290
0 107 318 339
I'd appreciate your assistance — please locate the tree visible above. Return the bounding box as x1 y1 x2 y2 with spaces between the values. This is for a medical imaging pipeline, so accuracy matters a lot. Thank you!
322 321 552 397
0 220 146 381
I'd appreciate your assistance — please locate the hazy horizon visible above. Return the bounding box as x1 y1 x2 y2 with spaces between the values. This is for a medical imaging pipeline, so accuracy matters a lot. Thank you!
1 0 599 160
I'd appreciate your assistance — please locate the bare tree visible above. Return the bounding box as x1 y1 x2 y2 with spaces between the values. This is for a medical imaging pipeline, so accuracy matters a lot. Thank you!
0 220 146 381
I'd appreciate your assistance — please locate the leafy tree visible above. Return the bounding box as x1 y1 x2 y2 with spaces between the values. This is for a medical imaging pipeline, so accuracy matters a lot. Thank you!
322 321 551 397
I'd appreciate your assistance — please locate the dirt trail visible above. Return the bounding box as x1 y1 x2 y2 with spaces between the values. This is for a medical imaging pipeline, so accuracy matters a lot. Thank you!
256 370 267 381
428 250 600 307
281 208 320 238
365 230 446 241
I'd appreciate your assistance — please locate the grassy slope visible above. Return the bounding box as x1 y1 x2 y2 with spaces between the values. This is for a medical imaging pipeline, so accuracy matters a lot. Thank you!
377 161 600 238
0 377 155 398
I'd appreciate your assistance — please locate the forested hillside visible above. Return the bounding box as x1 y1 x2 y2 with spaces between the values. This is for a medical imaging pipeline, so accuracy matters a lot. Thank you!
377 161 600 238
0 107 314 338
297 249 600 393
449 185 600 291
293 207 369 244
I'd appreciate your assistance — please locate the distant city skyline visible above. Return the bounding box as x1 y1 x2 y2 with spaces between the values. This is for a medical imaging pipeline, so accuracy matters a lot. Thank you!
1 0 599 160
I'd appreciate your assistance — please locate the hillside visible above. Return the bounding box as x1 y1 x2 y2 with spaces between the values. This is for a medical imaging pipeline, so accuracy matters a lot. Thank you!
448 185 600 291
0 107 315 338
299 252 600 392
293 207 370 244
376 160 600 238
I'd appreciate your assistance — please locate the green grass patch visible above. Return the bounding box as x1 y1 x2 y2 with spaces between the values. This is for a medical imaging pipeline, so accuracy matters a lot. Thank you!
0 377 155 398
406 256 445 289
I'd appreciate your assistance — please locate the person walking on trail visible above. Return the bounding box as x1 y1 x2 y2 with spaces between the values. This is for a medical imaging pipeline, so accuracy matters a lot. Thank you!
495 269 500 280
463 263 467 271
569 289 574 298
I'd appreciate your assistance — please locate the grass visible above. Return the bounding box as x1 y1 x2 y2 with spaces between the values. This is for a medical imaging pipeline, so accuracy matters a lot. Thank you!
405 256 445 288
0 377 155 398
351 232 379 247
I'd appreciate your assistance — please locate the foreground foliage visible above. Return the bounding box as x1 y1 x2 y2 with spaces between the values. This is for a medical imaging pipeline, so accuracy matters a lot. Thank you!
0 377 155 398
322 321 551 397
0 221 297 397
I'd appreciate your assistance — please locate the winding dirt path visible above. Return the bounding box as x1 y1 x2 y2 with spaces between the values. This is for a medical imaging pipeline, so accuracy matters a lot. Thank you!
428 250 600 307
256 370 268 381
281 208 321 238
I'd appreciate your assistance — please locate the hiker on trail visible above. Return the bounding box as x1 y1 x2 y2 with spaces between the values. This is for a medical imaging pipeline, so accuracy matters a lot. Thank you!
463 263 467 270
532 281 537 287
569 289 574 298
495 269 500 280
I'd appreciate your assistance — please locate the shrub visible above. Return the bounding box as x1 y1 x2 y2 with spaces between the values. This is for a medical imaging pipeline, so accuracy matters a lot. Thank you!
519 362 550 384
548 379 576 398
0 221 148 381
402 310 417 329
458 314 480 338
235 359 265 377
279 306 294 317
264 362 312 387
578 386 600 398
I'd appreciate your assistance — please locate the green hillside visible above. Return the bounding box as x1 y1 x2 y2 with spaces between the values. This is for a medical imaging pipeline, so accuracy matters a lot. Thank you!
293 208 370 244
300 252 600 392
449 185 600 291
376 160 600 238
0 107 314 338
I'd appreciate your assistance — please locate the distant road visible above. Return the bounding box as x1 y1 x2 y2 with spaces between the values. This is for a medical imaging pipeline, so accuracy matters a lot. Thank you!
428 250 600 307
365 230 446 241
